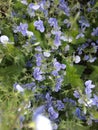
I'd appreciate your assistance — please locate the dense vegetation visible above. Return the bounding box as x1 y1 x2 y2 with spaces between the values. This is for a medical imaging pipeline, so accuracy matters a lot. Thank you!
0 0 98 130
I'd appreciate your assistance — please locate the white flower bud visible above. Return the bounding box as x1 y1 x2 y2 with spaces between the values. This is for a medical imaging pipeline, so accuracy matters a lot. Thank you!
0 35 9 44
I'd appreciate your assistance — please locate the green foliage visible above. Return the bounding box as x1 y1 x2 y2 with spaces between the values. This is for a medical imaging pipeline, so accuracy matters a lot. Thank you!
64 64 84 88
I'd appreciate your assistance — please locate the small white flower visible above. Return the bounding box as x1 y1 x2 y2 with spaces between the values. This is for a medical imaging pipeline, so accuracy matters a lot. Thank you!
35 115 52 130
60 36 72 42
26 31 34 37
0 35 9 44
21 0 28 5
43 52 51 57
32 5 40 10
74 55 81 63
15 84 24 92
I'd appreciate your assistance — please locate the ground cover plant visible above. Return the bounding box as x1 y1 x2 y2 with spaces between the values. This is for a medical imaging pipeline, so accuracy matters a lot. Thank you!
0 0 98 130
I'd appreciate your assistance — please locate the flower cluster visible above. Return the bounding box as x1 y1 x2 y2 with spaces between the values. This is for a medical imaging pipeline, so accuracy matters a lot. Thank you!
0 0 98 130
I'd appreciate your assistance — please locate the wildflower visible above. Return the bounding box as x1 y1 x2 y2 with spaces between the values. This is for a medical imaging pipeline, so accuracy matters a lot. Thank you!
54 31 61 47
73 90 80 98
0 35 9 44
59 0 70 16
79 16 90 28
51 70 59 76
26 31 34 37
55 100 65 111
48 18 58 28
43 52 51 57
20 0 28 5
48 106 59 120
14 84 24 92
91 27 98 36
76 33 84 39
55 76 63 92
33 67 43 81
15 23 28 36
74 55 81 63
29 3 40 10
75 108 86 120
35 54 42 66
53 59 66 71
91 95 98 107
85 80 95 95
34 20 45 32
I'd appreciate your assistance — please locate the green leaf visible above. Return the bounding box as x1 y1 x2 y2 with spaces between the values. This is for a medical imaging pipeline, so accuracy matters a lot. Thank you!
64 64 84 88
0 65 23 86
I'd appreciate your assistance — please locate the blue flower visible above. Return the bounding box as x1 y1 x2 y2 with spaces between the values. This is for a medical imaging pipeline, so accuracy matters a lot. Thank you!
13 83 24 92
73 90 80 98
59 0 70 16
33 67 43 81
48 18 58 28
79 16 90 28
75 108 86 120
54 32 61 47
91 27 98 36
76 33 84 39
35 54 43 66
51 70 59 76
85 80 95 95
53 59 66 71
29 3 40 10
55 100 64 111
55 76 63 92
34 20 45 32
48 107 59 120
92 95 98 107
16 23 28 36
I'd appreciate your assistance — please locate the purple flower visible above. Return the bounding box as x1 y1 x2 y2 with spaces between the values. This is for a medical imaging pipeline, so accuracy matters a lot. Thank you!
13 83 24 92
54 32 61 47
22 82 35 90
51 70 59 76
35 54 42 66
75 108 86 120
33 67 43 81
59 0 70 16
34 20 45 32
35 46 42 52
21 0 28 5
73 90 80 98
85 80 95 95
76 33 84 39
53 59 66 71
79 16 90 28
91 27 98 36
92 95 98 107
53 60 61 71
55 77 63 92
48 18 58 28
61 64 66 69
29 3 40 10
48 107 59 120
15 23 28 36
55 100 64 111
83 55 89 61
